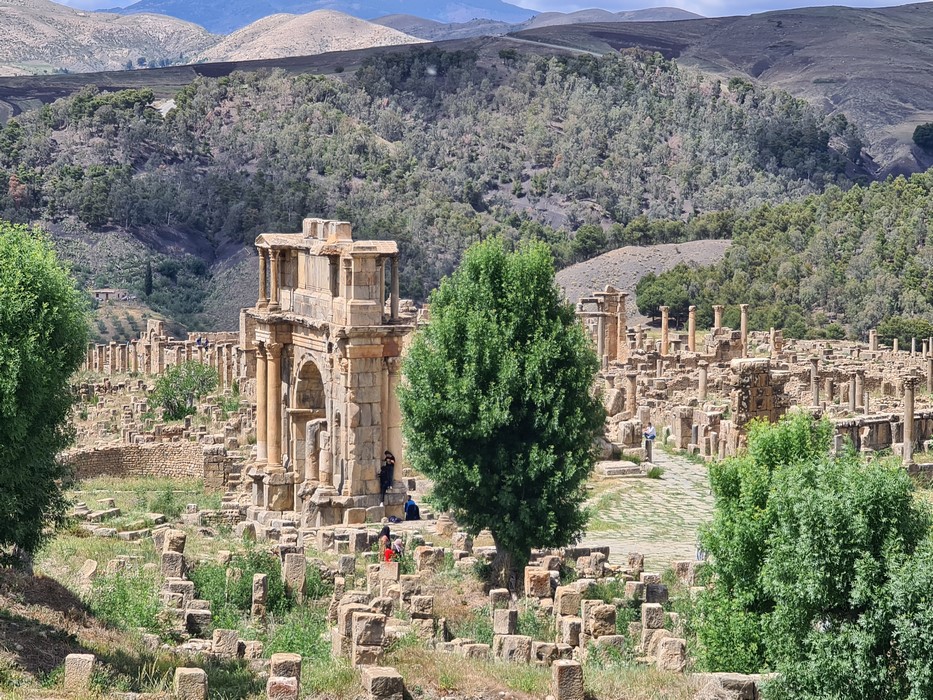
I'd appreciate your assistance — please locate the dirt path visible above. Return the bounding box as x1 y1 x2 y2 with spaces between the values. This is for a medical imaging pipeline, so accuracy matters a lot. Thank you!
581 450 714 573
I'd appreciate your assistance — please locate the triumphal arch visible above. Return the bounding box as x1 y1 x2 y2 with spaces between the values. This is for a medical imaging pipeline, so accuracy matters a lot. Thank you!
241 218 414 525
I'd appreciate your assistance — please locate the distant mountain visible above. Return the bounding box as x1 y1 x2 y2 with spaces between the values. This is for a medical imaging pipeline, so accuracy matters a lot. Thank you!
514 2 933 177
107 0 535 33
197 10 424 62
373 6 703 40
0 0 215 76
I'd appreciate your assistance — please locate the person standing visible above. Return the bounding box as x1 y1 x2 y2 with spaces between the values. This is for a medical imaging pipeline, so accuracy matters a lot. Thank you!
379 451 395 505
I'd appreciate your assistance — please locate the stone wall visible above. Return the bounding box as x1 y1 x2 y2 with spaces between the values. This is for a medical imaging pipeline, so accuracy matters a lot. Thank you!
65 443 209 481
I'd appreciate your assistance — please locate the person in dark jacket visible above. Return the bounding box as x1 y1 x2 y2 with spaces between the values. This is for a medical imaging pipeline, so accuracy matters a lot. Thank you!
404 494 420 521
379 451 395 504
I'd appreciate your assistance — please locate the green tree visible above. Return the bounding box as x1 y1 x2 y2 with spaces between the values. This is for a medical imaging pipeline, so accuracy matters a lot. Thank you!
150 360 218 420
144 260 153 297
696 413 933 700
0 222 88 559
398 238 605 585
913 122 933 153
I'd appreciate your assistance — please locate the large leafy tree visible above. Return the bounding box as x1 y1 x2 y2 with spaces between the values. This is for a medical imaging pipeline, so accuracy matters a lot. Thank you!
696 412 933 699
398 238 605 584
0 222 87 559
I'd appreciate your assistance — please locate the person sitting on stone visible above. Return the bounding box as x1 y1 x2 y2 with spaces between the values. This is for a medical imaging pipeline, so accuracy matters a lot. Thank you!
404 494 420 521
643 422 657 442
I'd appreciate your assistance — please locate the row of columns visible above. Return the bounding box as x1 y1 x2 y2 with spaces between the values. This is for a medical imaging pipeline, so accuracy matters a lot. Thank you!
257 249 282 311
84 340 236 383
657 303 748 357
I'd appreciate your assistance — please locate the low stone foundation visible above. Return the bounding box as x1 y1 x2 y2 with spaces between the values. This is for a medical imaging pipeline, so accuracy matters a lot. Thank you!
64 443 234 487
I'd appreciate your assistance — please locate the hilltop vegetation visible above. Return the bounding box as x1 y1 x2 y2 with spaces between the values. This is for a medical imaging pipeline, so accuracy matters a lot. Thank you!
636 170 933 338
0 48 859 327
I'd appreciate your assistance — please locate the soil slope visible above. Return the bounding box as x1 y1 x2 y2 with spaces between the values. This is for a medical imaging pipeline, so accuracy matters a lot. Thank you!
197 10 425 63
556 240 732 322
0 0 215 76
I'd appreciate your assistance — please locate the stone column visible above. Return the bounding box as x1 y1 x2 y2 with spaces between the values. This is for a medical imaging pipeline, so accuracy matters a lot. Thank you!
660 306 670 356
636 326 645 350
255 342 267 462
713 305 724 331
130 341 138 374
849 373 857 412
904 377 919 465
869 329 878 352
698 361 708 401
855 370 864 409
912 337 917 357
687 306 696 352
617 293 629 361
894 338 899 353
740 304 749 358
769 328 777 358
390 256 400 321
810 357 819 407
824 375 834 404
266 342 283 469
597 314 606 368
258 249 268 309
928 356 933 395
625 372 637 416
269 251 280 311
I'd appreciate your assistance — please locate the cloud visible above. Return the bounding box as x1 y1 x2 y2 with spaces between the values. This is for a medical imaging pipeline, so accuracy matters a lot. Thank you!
509 0 916 18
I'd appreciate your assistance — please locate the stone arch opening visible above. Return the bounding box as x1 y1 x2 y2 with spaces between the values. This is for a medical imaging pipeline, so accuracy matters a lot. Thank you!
290 359 326 481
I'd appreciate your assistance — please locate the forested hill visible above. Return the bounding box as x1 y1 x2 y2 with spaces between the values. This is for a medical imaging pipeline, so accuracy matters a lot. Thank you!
635 171 933 339
0 48 862 329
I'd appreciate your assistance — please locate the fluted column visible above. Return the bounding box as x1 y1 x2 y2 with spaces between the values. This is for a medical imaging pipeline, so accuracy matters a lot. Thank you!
266 342 283 469
255 342 267 462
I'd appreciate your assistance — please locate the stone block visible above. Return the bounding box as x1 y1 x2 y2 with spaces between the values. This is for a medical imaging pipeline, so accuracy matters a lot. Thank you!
63 654 95 692
253 573 268 605
410 616 435 639
588 604 617 638
163 528 187 553
656 637 686 672
353 612 387 646
352 644 384 666
496 634 532 663
627 552 644 575
640 571 662 585
489 588 510 608
624 581 645 601
462 643 490 659
266 675 299 700
641 602 664 630
524 567 552 598
399 575 421 601
350 530 370 553
493 608 517 635
640 628 671 656
338 603 371 638
161 551 185 579
379 561 399 581
338 554 357 576
371 597 393 616
212 629 239 658
532 641 558 666
410 595 434 619
560 616 582 646
554 586 582 616
186 609 212 635
282 553 306 599
593 635 626 653
235 521 256 540
270 652 302 683
414 546 445 572
174 667 207 700
361 666 404 699
551 659 584 700
646 583 669 604
344 508 367 525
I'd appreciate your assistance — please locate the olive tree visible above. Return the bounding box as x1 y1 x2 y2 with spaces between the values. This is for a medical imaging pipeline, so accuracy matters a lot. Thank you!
0 222 88 560
398 238 605 585
149 361 218 420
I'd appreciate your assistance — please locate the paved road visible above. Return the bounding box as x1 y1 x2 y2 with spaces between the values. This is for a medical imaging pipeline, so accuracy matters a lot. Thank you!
581 450 715 573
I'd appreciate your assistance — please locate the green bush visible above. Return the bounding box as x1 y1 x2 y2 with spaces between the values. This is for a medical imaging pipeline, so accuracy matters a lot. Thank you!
149 361 218 420
88 568 167 637
695 413 933 700
450 604 493 646
913 122 933 153
188 548 290 631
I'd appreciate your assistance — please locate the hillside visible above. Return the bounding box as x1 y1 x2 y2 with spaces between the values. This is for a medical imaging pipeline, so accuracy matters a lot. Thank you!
0 0 215 76
0 47 861 331
196 10 424 63
634 171 933 338
108 0 534 33
514 2 933 176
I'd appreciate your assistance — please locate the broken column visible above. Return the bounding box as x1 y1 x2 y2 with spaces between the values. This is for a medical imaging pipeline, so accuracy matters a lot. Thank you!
904 376 918 465
713 304 723 331
625 372 637 417
810 357 819 407
617 292 629 361
253 573 268 621
698 361 708 402
739 304 749 358
849 373 857 412
855 370 864 408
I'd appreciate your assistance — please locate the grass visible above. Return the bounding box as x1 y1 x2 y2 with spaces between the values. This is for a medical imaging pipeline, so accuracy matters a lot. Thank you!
647 465 665 479
87 567 169 639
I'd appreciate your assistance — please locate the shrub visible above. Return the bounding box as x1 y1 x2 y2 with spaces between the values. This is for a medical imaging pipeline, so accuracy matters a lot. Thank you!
646 465 664 479
149 361 218 420
913 122 933 153
88 568 167 637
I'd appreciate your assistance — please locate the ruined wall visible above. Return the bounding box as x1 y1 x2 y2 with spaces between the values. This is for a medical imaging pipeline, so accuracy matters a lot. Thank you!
65 443 208 481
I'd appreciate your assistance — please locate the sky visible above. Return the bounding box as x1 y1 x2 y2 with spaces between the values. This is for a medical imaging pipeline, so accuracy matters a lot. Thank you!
58 0 921 16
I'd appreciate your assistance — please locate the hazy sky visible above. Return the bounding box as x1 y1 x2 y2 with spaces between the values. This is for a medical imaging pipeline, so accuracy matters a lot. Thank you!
58 0 918 16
